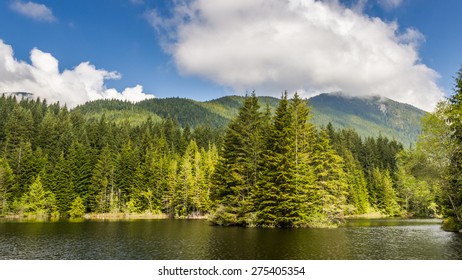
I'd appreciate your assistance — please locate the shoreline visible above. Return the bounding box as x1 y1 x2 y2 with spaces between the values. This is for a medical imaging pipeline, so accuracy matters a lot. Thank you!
1 212 209 221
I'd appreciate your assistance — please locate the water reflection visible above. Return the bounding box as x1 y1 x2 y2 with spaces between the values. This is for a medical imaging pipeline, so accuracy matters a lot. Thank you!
0 219 461 260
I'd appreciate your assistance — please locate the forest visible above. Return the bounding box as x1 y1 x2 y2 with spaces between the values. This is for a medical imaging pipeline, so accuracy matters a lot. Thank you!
0 68 461 229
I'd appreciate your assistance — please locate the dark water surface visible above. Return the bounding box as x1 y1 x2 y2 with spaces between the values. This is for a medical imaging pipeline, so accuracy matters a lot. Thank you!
0 218 461 259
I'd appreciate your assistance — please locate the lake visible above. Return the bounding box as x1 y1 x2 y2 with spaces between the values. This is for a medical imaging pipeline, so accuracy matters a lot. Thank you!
0 218 461 259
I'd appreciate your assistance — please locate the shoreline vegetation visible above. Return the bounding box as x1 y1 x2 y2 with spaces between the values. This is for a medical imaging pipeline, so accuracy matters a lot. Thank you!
1 67 462 230
1 212 207 221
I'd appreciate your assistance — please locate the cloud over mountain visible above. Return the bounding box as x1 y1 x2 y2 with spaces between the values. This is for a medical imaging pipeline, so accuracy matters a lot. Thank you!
148 0 443 111
0 40 154 107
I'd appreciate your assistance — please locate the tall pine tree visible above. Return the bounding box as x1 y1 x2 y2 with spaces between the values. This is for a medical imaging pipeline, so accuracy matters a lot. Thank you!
212 92 266 226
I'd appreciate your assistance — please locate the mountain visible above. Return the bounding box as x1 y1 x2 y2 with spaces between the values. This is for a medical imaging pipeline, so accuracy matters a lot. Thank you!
309 93 426 147
73 93 426 147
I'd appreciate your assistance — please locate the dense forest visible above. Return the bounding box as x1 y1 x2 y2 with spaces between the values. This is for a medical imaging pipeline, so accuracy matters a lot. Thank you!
73 93 425 147
1 68 462 229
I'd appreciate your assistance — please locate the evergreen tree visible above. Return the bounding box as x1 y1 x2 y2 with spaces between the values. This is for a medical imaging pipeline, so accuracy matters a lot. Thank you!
370 167 400 215
212 93 266 225
68 140 94 202
115 140 138 205
164 158 178 216
9 141 43 201
0 158 14 215
343 149 370 214
311 129 349 223
22 176 58 217
90 146 116 213
4 105 33 154
50 152 76 213
256 92 301 227
68 196 86 218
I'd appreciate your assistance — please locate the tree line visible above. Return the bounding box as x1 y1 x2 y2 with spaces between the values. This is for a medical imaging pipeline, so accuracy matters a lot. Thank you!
395 67 462 231
0 86 451 228
0 95 221 218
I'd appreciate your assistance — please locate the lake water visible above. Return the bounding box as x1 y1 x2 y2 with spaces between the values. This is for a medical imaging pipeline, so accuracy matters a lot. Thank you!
0 218 461 259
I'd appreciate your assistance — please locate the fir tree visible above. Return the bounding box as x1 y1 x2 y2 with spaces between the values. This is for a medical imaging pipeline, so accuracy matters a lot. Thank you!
343 149 370 214
212 92 266 225
68 196 86 218
0 158 14 215
90 146 116 213
50 152 76 213
256 92 300 227
311 129 349 223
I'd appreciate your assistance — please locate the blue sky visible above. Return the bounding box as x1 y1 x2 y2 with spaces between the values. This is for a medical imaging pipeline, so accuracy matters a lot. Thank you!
0 0 461 111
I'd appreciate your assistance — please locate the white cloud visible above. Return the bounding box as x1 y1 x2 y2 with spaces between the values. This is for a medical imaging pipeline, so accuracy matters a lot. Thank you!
148 0 443 111
0 40 155 107
9 1 56 22
378 0 403 10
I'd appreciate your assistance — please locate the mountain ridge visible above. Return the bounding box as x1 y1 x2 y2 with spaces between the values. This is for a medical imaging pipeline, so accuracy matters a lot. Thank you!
8 91 424 147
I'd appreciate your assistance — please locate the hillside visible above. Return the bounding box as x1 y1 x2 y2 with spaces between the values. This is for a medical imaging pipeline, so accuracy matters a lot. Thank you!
72 93 426 147
203 94 425 146
309 93 426 147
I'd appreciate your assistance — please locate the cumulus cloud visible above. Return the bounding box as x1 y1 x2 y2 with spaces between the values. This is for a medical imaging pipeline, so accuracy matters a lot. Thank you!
147 0 443 111
9 1 56 22
0 40 154 107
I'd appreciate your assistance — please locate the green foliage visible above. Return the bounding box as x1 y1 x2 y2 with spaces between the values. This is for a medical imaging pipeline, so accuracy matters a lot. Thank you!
0 158 14 215
256 92 300 227
138 97 229 128
396 149 441 217
91 145 116 213
0 92 424 225
343 149 370 214
369 167 400 216
211 93 266 226
443 67 462 230
311 130 349 220
74 93 424 147
68 196 85 218
310 93 425 148
21 176 59 218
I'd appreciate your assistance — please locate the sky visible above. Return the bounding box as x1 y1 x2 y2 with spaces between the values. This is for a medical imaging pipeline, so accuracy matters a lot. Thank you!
0 0 461 111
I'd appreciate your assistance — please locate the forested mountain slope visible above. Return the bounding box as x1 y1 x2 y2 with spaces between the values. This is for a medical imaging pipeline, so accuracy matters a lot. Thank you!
74 92 425 146
309 93 426 147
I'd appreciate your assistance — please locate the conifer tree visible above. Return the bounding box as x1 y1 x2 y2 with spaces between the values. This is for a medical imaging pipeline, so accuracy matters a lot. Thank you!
50 152 76 213
256 92 300 227
311 130 349 222
68 140 93 202
343 149 370 214
9 141 42 200
212 92 266 225
4 105 33 154
289 93 317 222
0 158 14 215
90 146 116 213
370 167 400 215
115 140 138 205
164 158 178 216
22 175 58 217
24 175 47 215
68 196 86 218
